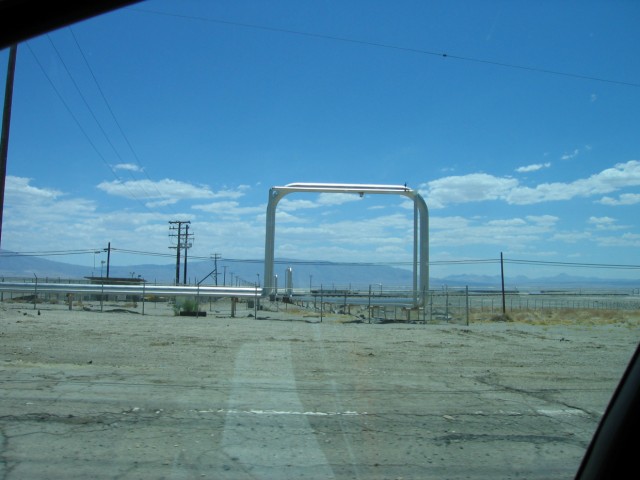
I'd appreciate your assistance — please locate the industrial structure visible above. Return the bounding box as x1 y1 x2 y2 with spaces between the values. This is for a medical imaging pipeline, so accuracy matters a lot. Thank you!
0 183 429 307
264 183 429 306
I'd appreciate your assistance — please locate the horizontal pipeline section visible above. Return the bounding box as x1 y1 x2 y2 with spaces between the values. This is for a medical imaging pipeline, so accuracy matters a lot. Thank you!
0 282 261 298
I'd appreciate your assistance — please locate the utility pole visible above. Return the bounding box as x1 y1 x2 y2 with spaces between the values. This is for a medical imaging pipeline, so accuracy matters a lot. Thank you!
169 220 190 285
104 242 111 278
182 223 193 284
0 44 17 247
500 251 506 315
211 253 221 285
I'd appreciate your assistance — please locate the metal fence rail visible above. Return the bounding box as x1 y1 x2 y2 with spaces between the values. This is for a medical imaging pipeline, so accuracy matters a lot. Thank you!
0 281 260 298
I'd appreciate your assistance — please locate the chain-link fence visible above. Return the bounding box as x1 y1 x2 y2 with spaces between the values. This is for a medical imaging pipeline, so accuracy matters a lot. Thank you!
289 285 640 324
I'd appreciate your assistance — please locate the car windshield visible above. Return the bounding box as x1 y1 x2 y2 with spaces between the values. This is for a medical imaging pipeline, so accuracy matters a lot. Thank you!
1 1 639 478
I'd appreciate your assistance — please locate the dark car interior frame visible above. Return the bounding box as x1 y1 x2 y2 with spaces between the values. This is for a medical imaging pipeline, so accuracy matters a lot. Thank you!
1 1 638 478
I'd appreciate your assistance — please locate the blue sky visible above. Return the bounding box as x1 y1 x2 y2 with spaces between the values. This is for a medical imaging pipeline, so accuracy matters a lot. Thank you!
1 0 639 280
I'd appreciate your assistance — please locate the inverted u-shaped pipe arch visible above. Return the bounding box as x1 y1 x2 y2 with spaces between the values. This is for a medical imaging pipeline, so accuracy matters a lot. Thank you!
263 183 429 306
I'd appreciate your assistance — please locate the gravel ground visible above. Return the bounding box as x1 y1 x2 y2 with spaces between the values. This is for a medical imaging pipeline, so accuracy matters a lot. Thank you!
1 300 639 479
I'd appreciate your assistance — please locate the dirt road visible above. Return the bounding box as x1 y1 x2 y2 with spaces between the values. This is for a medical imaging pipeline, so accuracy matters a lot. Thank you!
1 301 639 479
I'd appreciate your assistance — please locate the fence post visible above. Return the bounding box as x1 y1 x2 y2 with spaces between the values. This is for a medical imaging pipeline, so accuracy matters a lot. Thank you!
445 287 449 321
423 285 426 324
33 274 38 310
466 285 469 326
429 292 433 322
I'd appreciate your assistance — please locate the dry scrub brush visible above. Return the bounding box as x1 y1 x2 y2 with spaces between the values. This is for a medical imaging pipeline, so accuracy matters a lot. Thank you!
470 308 640 327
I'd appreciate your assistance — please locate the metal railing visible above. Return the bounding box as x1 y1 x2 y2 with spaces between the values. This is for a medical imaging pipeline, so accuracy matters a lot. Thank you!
0 281 259 298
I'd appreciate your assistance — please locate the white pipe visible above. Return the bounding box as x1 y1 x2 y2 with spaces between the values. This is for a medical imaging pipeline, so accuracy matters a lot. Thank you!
0 282 259 298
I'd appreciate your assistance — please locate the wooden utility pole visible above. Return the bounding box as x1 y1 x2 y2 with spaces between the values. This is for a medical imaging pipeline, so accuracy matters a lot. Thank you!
500 252 506 314
0 44 17 246
105 241 111 278
169 220 190 285
183 223 193 284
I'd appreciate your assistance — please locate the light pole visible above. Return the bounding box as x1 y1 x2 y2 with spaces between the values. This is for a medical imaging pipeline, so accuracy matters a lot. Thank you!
309 274 313 292
256 273 260 287
100 260 105 278
92 251 100 277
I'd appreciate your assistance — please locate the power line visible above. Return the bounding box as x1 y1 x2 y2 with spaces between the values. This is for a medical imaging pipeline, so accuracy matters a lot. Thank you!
46 35 129 167
0 249 102 257
25 43 122 183
505 258 640 270
42 36 156 211
24 42 161 216
134 8 640 88
4 247 640 271
67 26 172 211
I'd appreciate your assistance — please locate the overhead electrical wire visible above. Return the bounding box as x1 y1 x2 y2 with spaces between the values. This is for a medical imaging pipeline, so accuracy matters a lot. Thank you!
25 35 179 217
135 8 640 88
67 26 172 211
3 248 639 271
42 35 155 212
505 258 640 270
0 249 102 257
25 43 122 183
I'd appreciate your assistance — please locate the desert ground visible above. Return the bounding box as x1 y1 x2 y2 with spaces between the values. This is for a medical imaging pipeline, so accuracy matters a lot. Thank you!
1 298 639 479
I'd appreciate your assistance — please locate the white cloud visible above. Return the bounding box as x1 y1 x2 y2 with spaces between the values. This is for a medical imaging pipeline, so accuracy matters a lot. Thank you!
98 178 214 200
428 215 558 248
598 193 640 206
551 231 592 243
192 200 264 216
275 211 308 224
588 216 616 226
211 185 250 199
487 218 527 227
279 198 320 212
146 198 179 208
515 162 551 173
419 161 640 207
278 193 362 212
430 216 471 230
5 176 62 201
594 233 640 247
587 216 627 231
506 160 640 205
113 163 143 172
96 179 249 208
317 192 362 206
561 149 579 160
525 215 559 227
419 173 518 208
4 177 94 224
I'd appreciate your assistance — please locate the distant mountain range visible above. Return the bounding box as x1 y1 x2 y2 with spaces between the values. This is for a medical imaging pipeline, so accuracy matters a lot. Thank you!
0 250 637 290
